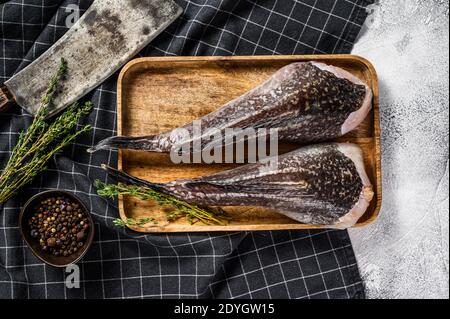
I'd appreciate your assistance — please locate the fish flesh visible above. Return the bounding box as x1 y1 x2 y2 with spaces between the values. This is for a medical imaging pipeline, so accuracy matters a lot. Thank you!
88 62 372 154
102 143 374 229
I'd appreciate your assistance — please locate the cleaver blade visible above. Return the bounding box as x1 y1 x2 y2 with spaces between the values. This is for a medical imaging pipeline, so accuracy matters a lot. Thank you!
0 0 182 117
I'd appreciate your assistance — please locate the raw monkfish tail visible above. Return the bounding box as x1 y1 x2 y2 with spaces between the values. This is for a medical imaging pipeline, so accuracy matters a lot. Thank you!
90 62 373 154
161 143 373 228
101 143 374 229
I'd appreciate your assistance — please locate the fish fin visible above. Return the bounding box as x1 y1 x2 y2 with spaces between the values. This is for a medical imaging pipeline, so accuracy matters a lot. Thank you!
87 135 159 153
100 164 163 191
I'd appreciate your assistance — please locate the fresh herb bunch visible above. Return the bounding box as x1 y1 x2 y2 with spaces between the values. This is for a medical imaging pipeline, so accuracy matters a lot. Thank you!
0 58 92 204
94 181 230 226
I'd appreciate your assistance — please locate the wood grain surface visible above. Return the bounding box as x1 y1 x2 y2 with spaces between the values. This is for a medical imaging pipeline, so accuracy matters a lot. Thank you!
116 55 381 233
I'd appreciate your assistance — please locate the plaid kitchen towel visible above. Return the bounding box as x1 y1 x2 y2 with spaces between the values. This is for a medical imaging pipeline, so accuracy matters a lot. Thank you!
0 0 373 299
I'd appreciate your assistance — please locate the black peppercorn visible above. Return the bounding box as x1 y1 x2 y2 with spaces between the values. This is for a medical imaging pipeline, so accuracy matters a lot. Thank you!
47 238 57 247
28 196 90 258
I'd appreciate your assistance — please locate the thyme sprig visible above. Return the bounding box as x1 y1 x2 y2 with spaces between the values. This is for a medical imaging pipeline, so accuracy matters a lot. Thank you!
94 181 230 226
113 217 158 228
0 59 92 204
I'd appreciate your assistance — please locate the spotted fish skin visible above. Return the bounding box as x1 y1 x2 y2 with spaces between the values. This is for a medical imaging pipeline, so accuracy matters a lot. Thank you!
89 62 372 153
103 143 374 228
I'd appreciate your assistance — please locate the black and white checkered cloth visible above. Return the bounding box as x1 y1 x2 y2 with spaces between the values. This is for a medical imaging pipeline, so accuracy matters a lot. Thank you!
0 0 373 299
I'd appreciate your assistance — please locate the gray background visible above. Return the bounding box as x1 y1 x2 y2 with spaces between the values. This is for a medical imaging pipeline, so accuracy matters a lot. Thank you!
350 0 449 299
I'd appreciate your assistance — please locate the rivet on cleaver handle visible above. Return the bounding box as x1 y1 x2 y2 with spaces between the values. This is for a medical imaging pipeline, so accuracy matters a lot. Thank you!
2 0 182 117
0 84 14 113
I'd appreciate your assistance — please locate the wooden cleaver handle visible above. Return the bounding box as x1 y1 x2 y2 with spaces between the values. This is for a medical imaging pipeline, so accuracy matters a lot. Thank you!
0 83 15 113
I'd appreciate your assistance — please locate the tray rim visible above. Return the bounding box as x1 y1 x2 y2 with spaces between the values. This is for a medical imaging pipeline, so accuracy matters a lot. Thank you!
116 54 381 233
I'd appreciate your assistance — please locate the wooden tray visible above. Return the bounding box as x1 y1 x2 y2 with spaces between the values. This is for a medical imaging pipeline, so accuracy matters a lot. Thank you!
117 55 381 233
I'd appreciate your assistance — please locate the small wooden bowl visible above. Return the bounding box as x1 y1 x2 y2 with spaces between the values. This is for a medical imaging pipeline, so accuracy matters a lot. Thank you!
19 190 95 268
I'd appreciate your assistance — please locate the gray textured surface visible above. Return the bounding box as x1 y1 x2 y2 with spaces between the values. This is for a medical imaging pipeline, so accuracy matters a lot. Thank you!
349 0 449 299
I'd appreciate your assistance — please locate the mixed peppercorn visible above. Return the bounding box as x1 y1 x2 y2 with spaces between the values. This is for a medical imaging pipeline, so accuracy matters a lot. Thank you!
28 196 90 257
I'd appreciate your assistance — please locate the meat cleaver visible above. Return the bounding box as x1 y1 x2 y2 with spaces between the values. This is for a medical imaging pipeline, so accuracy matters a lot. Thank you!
0 0 182 117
